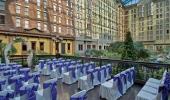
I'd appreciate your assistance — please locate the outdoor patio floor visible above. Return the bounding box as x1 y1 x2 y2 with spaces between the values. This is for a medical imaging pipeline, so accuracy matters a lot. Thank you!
40 75 142 100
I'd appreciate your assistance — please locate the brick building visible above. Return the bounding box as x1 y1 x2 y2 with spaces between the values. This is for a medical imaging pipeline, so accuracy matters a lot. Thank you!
0 0 75 55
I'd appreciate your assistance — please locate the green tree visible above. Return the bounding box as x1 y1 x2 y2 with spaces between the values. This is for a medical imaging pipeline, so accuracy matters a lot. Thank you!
107 42 123 54
121 32 137 60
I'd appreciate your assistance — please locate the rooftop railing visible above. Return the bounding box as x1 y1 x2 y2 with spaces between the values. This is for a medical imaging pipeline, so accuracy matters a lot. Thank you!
9 54 170 85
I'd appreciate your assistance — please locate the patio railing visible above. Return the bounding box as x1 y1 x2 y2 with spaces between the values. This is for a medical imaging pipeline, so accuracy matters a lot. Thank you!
9 54 170 85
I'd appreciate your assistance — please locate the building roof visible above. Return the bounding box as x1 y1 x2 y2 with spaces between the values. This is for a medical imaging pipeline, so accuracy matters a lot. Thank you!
120 0 140 6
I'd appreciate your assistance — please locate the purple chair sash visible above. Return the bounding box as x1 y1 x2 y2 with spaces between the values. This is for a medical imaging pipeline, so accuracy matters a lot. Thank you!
120 74 127 84
97 70 101 82
130 69 136 82
125 71 132 83
113 76 123 95
29 72 40 83
159 78 170 100
71 68 76 79
47 62 53 70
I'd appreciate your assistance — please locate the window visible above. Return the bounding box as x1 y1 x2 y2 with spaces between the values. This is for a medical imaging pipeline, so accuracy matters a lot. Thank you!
58 6 61 13
78 44 83 51
31 42 36 51
59 17 61 23
37 0 41 7
58 27 61 33
54 15 56 22
66 19 69 25
87 45 91 49
44 11 47 19
67 43 70 51
37 22 41 30
24 20 29 29
25 0 29 3
92 45 96 49
24 7 29 16
0 15 5 24
22 43 27 51
44 24 47 31
99 45 102 50
16 17 21 27
37 10 41 18
53 4 56 11
16 5 21 14
0 0 5 10
40 42 44 51
53 25 57 32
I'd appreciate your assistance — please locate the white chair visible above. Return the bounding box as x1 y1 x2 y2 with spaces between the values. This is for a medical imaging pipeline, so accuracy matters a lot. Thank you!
28 72 40 84
77 64 83 77
70 90 87 100
36 78 57 100
92 69 101 86
78 70 94 91
16 83 38 100
63 67 77 84
100 74 123 100
106 65 112 80
0 90 15 100
19 68 31 82
0 79 6 91
35 60 45 72
136 70 168 100
8 75 25 94
50 62 62 79
100 67 107 83
42 61 53 76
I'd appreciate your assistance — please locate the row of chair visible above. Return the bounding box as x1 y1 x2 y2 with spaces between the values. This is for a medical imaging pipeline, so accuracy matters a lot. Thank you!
62 62 95 84
100 67 135 100
0 62 58 100
78 64 112 91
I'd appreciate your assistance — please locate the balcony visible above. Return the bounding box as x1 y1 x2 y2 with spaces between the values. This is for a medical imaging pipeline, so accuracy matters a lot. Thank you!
10 55 170 100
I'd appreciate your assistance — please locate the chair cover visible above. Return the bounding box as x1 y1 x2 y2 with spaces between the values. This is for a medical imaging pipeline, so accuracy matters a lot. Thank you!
19 83 38 100
0 63 6 67
63 67 77 84
100 67 107 83
19 68 30 81
70 90 87 100
0 90 15 100
8 75 25 94
100 78 119 100
38 60 45 71
136 90 157 100
106 66 112 80
77 64 83 77
78 70 94 91
28 72 40 84
36 78 57 100
0 79 6 91
92 69 101 86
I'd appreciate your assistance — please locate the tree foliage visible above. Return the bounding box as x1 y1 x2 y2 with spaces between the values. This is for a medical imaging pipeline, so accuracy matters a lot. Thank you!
107 42 123 54
121 32 137 60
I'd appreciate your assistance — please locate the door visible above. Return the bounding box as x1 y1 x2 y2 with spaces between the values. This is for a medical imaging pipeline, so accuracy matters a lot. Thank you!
61 43 65 54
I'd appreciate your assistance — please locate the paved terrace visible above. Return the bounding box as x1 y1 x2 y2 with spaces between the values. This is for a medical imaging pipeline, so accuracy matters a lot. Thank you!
41 76 142 100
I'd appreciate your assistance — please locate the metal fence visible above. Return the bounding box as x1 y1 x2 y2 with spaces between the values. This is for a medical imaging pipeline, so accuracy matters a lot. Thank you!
9 54 170 84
